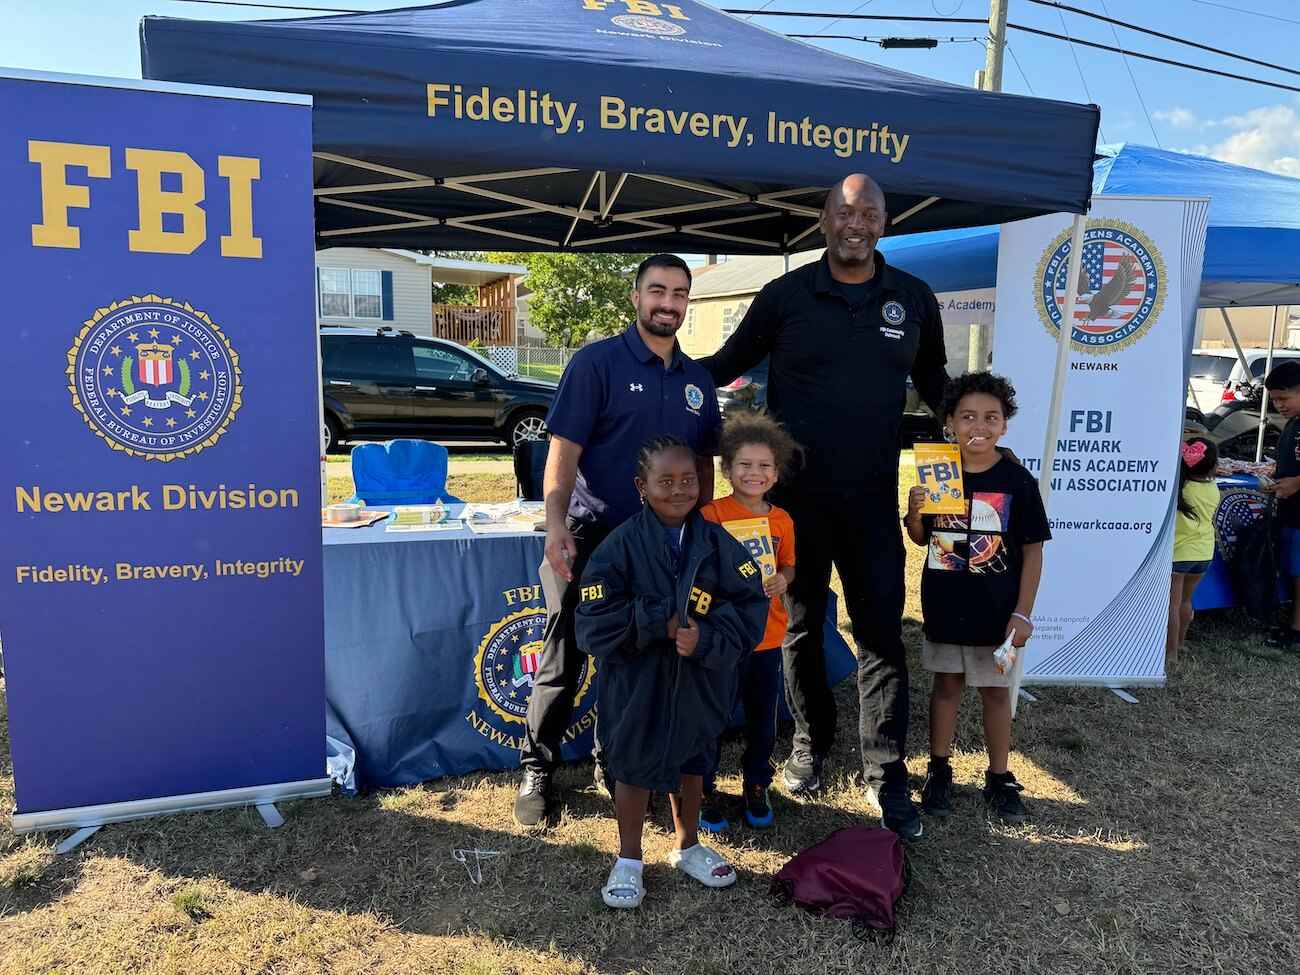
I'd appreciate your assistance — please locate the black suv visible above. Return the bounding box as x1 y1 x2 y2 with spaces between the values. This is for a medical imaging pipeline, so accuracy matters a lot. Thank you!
320 327 555 451
716 358 942 446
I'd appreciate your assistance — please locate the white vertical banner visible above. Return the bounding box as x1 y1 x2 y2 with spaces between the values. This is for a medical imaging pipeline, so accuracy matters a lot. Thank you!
992 196 1209 686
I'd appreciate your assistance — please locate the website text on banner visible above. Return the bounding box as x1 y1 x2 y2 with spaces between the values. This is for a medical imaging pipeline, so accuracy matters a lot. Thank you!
0 72 328 833
991 196 1209 686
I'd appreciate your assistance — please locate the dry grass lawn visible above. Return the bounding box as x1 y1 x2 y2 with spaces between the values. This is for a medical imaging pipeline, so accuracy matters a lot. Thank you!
2 467 1298 974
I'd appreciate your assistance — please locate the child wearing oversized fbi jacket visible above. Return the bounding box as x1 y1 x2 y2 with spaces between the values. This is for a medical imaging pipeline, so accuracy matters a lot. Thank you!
576 435 769 910
698 414 799 832
904 372 1051 824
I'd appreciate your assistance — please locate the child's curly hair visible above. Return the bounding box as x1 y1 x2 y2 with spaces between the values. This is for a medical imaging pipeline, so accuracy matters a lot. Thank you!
718 413 802 473
938 371 1019 421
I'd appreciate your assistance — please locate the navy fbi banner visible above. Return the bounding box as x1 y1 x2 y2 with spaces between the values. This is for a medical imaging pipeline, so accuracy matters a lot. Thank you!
0 73 325 825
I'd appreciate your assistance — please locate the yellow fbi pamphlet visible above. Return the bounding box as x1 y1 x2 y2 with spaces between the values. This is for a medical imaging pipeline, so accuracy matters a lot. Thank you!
722 517 777 577
914 444 965 514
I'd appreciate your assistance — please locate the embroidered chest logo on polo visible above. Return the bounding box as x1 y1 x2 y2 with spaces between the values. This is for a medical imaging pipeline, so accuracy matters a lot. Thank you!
882 300 906 326
684 384 704 411
629 382 644 392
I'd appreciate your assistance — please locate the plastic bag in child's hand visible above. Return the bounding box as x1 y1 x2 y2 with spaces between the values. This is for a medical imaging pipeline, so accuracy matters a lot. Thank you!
769 825 907 939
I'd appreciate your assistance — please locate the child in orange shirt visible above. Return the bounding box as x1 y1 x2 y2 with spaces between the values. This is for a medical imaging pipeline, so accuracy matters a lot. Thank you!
699 414 799 829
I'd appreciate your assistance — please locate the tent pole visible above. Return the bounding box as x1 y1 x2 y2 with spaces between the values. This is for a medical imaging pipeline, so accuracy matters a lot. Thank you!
1218 308 1249 376
1037 213 1087 508
1014 211 1086 719
1256 305 1280 462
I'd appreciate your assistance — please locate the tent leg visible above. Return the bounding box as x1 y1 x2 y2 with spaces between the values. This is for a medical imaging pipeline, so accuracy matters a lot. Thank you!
1218 308 1250 376
55 825 101 854
1017 688 1038 703
1012 213 1087 718
1257 306 1280 461
256 803 285 828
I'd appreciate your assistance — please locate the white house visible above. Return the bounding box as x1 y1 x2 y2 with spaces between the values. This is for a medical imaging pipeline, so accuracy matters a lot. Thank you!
315 248 527 344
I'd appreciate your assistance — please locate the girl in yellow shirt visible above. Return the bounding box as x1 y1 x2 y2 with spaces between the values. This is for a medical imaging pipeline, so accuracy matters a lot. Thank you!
1168 437 1219 665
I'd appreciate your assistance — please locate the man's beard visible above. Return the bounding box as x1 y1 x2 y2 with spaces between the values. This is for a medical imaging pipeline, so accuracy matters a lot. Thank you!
831 238 876 267
638 312 681 337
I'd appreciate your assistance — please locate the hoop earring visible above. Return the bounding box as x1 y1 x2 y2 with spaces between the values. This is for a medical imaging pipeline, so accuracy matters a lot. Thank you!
943 428 956 444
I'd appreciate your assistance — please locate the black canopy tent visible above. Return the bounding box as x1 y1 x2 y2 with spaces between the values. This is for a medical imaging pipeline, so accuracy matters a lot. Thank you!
140 0 1101 254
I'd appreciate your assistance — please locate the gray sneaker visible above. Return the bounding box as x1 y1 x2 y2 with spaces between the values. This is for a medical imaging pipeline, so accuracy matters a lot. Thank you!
781 750 823 794
513 766 554 827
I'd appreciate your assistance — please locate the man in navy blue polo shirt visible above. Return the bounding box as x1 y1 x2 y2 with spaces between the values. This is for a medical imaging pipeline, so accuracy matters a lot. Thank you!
514 253 721 827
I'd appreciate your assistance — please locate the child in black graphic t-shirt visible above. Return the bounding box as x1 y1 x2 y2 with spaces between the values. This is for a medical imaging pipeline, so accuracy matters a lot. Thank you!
903 372 1051 824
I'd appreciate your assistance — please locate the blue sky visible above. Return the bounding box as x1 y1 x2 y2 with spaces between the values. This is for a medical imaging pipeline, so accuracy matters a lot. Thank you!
3 0 1297 174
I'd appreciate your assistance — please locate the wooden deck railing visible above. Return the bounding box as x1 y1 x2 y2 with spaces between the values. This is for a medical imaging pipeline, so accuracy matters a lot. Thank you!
432 304 516 346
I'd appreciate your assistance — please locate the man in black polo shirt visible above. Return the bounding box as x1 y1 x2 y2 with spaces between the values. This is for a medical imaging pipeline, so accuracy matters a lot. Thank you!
514 254 721 827
703 174 947 842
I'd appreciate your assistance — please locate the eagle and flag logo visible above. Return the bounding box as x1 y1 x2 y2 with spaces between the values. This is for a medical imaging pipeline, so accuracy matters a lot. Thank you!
1035 219 1166 355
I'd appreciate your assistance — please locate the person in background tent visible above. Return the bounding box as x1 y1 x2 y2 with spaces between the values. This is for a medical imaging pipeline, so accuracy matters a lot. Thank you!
702 173 948 842
1263 360 1300 651
513 254 722 828
576 436 769 909
904 372 1050 824
1168 436 1219 665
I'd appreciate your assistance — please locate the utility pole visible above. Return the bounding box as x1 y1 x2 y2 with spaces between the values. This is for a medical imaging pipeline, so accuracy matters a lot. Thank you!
984 0 1009 92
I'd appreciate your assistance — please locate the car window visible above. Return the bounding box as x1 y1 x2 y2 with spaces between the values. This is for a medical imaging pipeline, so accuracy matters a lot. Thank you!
1249 354 1300 379
322 338 408 380
413 343 475 381
1189 354 1234 383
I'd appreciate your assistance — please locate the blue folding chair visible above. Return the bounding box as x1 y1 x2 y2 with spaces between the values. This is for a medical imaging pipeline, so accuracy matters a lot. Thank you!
346 440 464 505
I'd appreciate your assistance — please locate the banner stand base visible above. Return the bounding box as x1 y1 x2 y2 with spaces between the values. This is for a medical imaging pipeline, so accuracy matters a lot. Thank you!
55 826 101 855
13 777 332 838
1110 688 1141 704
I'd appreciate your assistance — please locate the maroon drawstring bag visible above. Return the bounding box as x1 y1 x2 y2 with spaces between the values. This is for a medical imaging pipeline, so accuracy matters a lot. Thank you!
770 825 908 937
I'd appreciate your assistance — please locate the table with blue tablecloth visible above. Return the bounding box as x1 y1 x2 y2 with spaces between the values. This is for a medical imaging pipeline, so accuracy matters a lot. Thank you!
323 508 856 791
1192 474 1278 611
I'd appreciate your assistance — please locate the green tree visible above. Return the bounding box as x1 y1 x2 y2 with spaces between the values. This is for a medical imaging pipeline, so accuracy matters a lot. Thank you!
489 251 648 348
418 250 486 306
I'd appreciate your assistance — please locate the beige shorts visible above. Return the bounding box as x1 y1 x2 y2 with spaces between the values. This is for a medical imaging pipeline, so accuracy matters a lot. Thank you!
921 638 1012 688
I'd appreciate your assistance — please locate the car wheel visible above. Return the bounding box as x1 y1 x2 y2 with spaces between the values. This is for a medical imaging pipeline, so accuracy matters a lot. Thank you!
324 414 345 454
507 411 548 446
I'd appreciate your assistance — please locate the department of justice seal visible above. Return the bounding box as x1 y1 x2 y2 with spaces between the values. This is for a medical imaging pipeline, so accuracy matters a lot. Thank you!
1035 219 1166 356
611 14 686 35
685 383 705 411
474 606 593 724
67 295 242 461
882 300 906 326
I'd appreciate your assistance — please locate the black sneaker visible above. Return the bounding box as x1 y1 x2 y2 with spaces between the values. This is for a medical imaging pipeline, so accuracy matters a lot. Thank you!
1265 627 1300 652
512 766 554 827
699 790 729 833
867 782 924 843
781 750 823 795
743 783 774 829
920 761 954 817
983 770 1031 824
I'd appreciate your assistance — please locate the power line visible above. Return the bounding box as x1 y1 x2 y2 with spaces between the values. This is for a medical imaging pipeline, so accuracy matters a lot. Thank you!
162 0 356 10
1004 40 1035 96
1099 0 1160 148
1053 3 1101 134
1188 0 1300 28
1023 0 1300 80
791 34 982 44
724 10 986 23
1006 22 1300 94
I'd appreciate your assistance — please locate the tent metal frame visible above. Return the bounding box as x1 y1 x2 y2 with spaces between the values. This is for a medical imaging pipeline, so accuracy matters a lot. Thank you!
313 154 940 253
